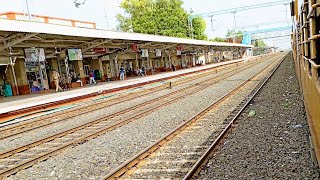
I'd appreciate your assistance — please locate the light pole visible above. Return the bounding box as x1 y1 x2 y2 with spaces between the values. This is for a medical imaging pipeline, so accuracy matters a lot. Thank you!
104 8 109 30
189 8 194 39
232 11 237 43
283 2 290 26
25 0 31 20
210 16 216 31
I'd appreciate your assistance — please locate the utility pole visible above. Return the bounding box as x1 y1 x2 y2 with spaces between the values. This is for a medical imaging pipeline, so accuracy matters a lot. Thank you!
283 2 290 26
232 11 237 43
104 8 109 30
25 0 31 20
189 8 194 39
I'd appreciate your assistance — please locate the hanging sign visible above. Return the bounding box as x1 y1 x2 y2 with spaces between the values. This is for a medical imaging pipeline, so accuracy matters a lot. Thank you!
155 49 162 57
24 48 46 62
102 55 110 61
132 44 138 52
67 48 83 61
141 49 149 58
93 48 108 54
176 46 183 56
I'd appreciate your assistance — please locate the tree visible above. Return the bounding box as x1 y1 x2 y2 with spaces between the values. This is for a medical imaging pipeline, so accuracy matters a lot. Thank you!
117 0 156 34
226 30 243 38
191 17 207 40
254 40 267 47
209 37 225 42
117 0 207 40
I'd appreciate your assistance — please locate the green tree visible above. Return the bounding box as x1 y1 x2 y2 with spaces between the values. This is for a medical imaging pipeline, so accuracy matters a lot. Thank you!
209 37 226 42
226 30 243 38
191 17 207 40
254 40 267 47
117 0 207 40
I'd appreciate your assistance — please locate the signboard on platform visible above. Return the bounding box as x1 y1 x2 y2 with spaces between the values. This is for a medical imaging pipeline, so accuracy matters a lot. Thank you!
155 49 162 57
176 46 182 56
141 49 149 58
24 48 46 62
132 44 138 52
93 48 108 54
67 48 83 61
101 55 110 61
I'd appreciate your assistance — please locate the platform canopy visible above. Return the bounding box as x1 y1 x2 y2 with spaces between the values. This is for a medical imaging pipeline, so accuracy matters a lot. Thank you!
0 19 253 59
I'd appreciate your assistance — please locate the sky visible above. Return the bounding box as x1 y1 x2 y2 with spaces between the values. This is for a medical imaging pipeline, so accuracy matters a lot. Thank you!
0 0 292 49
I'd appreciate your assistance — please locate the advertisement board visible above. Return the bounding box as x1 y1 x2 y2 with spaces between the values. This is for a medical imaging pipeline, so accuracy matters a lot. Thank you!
24 48 46 62
67 48 83 61
176 46 182 56
141 49 148 58
155 49 162 57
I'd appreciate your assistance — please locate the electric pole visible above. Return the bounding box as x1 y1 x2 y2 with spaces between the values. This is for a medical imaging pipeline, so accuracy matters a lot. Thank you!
104 8 109 30
25 0 31 20
232 11 237 43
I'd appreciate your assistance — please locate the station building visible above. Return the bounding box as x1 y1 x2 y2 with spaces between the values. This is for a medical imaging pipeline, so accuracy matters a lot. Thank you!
0 12 253 96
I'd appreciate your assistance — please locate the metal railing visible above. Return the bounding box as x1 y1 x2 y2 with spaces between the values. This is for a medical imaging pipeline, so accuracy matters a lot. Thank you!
0 12 96 29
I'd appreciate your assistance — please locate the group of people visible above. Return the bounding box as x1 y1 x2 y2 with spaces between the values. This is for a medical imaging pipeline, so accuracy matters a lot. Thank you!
52 68 97 92
51 65 161 92
137 67 146 76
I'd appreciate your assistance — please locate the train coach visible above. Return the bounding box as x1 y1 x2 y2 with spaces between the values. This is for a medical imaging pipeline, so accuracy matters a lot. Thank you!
292 0 320 166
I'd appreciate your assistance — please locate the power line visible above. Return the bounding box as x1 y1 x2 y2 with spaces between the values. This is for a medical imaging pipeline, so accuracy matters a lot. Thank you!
188 0 291 39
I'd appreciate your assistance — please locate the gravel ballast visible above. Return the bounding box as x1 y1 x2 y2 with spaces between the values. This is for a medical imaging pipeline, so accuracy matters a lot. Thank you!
198 53 320 179
123 56 281 179
0 61 242 151
7 55 281 179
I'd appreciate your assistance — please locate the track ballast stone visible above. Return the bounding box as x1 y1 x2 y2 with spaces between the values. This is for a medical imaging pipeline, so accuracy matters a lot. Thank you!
198 53 320 179
6 56 280 179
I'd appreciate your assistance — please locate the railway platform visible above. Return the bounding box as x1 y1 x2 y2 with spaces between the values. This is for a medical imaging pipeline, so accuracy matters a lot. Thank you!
0 58 248 115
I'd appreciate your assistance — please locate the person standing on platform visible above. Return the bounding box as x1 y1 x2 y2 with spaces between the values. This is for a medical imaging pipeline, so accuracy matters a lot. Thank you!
171 64 176 71
52 70 62 92
119 66 125 81
89 69 97 85
76 74 83 87
141 67 146 76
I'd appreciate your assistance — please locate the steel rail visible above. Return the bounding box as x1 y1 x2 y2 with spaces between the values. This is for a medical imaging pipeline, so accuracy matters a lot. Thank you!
0 59 248 140
0 57 261 141
0 60 259 158
183 53 288 179
102 53 286 179
0 55 274 177
0 58 250 119
0 61 238 138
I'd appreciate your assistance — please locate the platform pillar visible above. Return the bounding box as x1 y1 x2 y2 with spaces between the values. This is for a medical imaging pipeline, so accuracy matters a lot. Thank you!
48 58 59 72
168 53 172 67
192 54 196 66
203 51 207 65
181 55 185 67
5 62 17 96
164 53 168 68
73 60 85 83
134 54 139 70
14 58 29 95
91 59 104 80
108 54 117 80
115 55 119 77
160 55 165 68
47 58 58 89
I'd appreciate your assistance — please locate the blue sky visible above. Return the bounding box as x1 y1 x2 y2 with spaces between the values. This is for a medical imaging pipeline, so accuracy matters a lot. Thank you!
0 0 292 48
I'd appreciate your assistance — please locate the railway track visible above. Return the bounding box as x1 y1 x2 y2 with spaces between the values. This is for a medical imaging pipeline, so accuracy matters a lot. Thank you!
102 53 287 179
0 55 279 177
0 58 252 120
0 57 260 141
